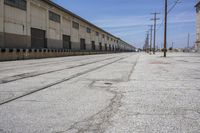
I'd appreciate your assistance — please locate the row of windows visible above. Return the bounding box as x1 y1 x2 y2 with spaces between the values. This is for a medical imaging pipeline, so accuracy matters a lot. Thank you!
85 28 115 42
5 0 26 10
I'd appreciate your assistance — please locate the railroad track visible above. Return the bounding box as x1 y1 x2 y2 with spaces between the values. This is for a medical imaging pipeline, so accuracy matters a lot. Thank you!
0 55 130 106
0 55 102 72
0 56 116 84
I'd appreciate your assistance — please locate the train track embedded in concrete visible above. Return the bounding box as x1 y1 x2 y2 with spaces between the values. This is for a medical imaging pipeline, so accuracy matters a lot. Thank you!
0 56 99 72
0 55 130 106
0 56 117 84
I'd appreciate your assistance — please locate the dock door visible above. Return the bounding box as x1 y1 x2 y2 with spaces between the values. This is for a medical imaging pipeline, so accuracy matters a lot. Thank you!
31 28 46 48
80 38 86 50
63 35 71 49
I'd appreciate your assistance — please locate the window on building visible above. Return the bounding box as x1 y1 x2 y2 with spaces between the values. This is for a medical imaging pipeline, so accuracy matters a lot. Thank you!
73 21 79 29
102 34 105 38
86 27 91 33
107 36 109 41
5 0 27 10
49 11 60 23
96 32 99 36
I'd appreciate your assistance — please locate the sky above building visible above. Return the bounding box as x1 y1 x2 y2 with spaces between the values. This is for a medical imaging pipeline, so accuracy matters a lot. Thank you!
53 0 196 48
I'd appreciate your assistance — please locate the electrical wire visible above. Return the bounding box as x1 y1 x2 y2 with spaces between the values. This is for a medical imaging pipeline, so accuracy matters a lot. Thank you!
168 0 181 13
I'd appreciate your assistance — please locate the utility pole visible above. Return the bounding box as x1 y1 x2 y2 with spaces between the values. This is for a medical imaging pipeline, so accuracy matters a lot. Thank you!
187 33 190 49
163 0 168 57
149 25 153 54
145 31 149 52
172 42 174 49
143 31 149 52
151 13 160 54
147 31 149 52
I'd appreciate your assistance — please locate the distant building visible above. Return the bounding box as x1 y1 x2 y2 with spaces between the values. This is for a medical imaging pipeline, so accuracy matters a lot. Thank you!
195 1 200 52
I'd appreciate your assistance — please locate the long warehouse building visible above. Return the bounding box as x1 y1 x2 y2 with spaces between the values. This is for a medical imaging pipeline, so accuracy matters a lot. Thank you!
0 0 135 52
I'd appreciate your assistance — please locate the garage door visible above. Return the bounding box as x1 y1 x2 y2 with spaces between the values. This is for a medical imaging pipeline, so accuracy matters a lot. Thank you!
80 38 86 50
31 28 46 48
63 35 71 49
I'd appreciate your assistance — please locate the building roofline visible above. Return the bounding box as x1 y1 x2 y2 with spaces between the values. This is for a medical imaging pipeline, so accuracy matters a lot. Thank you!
43 0 120 40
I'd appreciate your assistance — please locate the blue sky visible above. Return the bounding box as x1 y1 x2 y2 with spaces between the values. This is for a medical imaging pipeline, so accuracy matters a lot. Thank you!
53 0 197 48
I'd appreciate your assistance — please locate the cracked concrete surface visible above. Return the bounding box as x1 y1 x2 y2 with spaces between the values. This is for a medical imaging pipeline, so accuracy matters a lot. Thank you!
0 53 200 133
65 85 123 133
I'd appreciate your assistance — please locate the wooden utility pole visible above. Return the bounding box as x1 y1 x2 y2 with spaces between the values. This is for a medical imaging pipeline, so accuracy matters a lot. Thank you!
149 25 153 54
187 33 190 48
151 13 160 54
145 31 149 52
164 0 168 57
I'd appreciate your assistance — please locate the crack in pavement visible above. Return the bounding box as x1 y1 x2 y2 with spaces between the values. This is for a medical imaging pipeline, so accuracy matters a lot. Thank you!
127 55 140 81
63 83 123 133
58 55 140 133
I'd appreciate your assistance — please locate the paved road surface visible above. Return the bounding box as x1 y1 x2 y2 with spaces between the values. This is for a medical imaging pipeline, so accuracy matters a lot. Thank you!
0 53 200 133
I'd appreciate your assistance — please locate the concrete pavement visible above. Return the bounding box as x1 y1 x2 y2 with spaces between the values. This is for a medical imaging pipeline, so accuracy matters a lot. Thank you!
0 52 200 133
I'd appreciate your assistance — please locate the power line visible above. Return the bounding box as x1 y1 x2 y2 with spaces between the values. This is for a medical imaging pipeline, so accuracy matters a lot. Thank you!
168 0 181 14
157 19 164 31
157 0 182 31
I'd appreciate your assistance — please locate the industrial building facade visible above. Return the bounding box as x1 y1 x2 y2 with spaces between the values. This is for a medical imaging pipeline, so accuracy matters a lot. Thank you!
0 0 134 52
